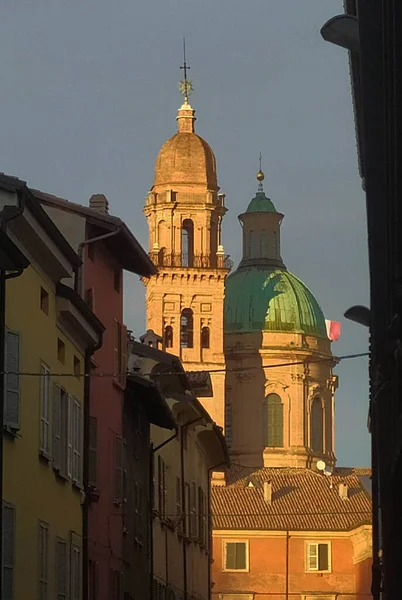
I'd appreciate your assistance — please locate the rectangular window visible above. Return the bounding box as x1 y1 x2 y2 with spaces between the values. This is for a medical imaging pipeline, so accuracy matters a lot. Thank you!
190 481 197 538
2 502 15 600
55 538 67 600
57 338 65 364
70 545 81 600
176 477 182 533
72 398 82 485
198 487 205 545
223 541 249 572
157 456 167 518
52 386 70 479
88 560 99 600
88 417 97 487
306 542 330 572
114 435 123 504
4 329 21 431
39 364 50 457
38 521 49 600
40 287 49 315
67 394 73 479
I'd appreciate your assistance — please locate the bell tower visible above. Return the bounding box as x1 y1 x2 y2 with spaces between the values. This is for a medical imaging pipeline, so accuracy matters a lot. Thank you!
143 63 229 428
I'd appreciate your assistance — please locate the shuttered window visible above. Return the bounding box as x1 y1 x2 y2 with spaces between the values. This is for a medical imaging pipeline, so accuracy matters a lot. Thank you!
189 481 197 538
113 435 123 504
306 542 330 572
72 399 82 485
52 386 70 478
55 539 67 600
224 541 248 571
70 545 81 600
2 502 15 600
4 330 21 430
67 395 73 479
39 364 50 456
157 456 167 518
38 521 49 600
88 417 97 487
263 394 284 448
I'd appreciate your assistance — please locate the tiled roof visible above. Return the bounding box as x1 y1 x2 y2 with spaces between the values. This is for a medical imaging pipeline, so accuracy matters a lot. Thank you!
212 466 372 532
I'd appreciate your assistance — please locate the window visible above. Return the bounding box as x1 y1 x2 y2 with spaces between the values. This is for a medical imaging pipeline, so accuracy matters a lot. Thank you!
52 386 74 480
151 453 156 510
311 397 324 453
57 338 65 364
263 394 284 448
114 321 128 387
198 487 206 545
247 231 254 259
181 219 194 267
189 481 197 538
72 398 82 485
113 435 123 504
4 329 21 431
306 542 331 572
55 538 67 600
260 230 268 257
114 269 121 293
85 288 94 310
158 247 166 267
201 326 210 349
2 502 15 600
164 325 173 349
157 456 167 518
88 417 97 487
73 356 81 379
40 287 49 315
38 521 48 600
39 363 50 457
184 483 190 536
88 560 99 600
180 309 194 348
70 545 81 600
176 477 182 533
223 541 249 572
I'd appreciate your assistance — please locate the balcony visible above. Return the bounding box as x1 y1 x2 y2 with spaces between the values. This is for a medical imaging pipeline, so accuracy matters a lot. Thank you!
150 251 233 271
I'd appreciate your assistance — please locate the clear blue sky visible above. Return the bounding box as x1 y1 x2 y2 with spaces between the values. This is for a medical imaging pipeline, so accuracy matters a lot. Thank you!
0 0 370 467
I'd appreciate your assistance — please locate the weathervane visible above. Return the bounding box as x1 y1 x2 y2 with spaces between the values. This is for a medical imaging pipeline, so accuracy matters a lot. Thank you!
179 38 194 101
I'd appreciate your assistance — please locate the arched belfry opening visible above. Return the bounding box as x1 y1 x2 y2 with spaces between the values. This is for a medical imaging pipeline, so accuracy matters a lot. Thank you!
263 394 284 448
181 219 194 267
180 309 194 348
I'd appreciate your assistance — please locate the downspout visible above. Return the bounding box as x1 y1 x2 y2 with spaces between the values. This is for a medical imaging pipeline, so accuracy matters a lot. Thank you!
207 461 227 600
0 187 27 598
76 227 121 295
150 429 178 600
285 530 289 600
82 333 104 600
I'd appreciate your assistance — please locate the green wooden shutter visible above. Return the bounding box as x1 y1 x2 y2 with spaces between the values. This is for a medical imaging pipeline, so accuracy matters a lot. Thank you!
264 394 284 447
4 330 20 430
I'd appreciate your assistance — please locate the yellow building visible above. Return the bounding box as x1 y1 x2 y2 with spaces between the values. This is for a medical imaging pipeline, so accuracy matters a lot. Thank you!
1 175 103 600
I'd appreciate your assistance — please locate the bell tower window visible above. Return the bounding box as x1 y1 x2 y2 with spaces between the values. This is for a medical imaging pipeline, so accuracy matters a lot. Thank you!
263 394 284 448
311 397 324 453
201 326 210 349
164 325 173 349
181 309 194 348
247 231 255 259
182 219 194 267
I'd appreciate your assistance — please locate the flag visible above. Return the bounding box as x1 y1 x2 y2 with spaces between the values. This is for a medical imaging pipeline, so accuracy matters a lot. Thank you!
326 320 341 342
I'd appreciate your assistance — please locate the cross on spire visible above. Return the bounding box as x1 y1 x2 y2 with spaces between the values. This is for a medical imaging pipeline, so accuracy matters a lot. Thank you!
179 38 194 101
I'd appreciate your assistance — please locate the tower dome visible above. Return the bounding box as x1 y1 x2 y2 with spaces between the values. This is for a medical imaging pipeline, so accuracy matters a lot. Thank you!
152 101 218 190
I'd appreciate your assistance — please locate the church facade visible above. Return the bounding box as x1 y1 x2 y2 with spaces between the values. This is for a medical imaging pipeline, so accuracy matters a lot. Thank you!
143 84 372 600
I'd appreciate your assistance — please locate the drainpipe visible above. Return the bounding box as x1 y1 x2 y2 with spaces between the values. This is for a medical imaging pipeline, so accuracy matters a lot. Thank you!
207 461 227 600
82 334 103 600
76 228 121 295
285 530 289 600
150 429 178 600
0 188 27 598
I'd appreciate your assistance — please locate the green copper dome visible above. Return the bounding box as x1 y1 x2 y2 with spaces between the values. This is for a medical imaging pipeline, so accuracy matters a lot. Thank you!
246 191 277 214
224 266 327 337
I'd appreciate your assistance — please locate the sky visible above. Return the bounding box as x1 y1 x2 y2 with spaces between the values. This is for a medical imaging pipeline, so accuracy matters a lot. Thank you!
0 0 370 467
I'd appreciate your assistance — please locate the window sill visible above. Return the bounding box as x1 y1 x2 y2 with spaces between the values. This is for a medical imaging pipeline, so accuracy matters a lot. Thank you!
305 570 332 575
222 569 249 573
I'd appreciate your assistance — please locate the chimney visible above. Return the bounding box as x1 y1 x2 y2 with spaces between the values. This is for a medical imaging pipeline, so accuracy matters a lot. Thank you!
339 482 348 500
263 481 272 505
89 194 109 214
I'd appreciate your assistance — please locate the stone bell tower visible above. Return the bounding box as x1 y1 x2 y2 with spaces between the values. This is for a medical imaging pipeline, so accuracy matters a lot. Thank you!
143 73 230 428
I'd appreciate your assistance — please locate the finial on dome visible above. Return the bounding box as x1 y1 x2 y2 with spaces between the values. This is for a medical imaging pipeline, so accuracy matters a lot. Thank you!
179 38 194 103
177 38 196 133
257 153 265 191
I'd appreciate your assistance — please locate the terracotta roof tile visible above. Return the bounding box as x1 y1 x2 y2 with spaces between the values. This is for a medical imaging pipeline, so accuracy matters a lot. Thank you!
212 466 372 531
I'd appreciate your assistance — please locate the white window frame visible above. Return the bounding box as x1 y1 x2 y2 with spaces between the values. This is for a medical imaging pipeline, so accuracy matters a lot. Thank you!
305 540 332 573
222 540 250 572
38 520 49 600
39 363 51 458
67 394 73 479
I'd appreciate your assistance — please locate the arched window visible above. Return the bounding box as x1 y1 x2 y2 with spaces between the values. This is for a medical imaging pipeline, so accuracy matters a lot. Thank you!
181 309 194 348
182 219 194 267
158 247 166 267
247 231 255 259
201 326 210 349
311 397 324 453
260 230 268 257
164 325 173 348
263 394 284 447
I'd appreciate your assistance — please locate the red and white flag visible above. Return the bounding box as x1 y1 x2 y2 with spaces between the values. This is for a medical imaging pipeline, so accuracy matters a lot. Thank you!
326 320 341 342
